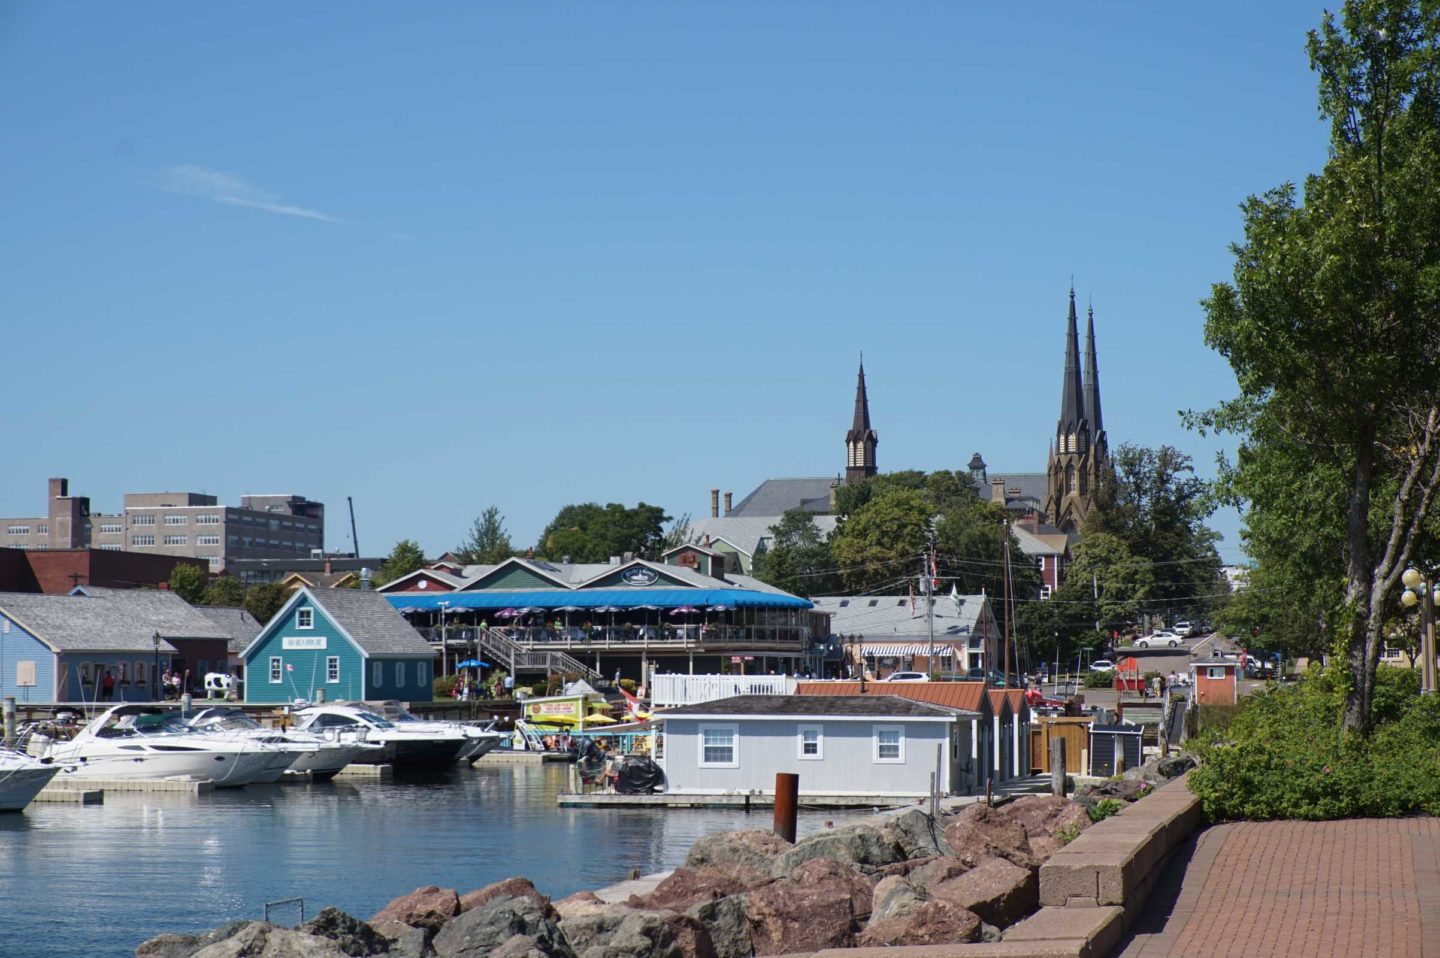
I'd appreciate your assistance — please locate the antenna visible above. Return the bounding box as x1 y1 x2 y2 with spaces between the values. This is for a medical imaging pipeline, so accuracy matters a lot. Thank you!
347 497 359 558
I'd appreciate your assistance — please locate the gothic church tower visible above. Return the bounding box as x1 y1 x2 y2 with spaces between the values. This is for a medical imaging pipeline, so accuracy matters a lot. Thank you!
844 359 878 484
1044 290 1111 533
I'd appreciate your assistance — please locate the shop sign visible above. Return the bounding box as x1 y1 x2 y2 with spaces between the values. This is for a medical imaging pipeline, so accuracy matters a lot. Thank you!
620 567 659 586
282 636 327 650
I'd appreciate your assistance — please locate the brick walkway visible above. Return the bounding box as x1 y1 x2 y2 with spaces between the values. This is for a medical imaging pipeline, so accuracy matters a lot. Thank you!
1116 819 1440 958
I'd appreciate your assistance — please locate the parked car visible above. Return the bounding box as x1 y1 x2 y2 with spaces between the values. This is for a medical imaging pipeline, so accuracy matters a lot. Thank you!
884 671 930 682
1089 659 1115 672
1135 630 1182 649
1173 620 1196 637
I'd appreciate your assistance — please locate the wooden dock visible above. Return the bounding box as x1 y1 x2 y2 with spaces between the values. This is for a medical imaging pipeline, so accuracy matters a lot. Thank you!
557 792 925 809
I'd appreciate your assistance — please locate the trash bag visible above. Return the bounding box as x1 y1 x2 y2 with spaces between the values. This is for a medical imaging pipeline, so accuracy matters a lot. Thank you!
613 756 665 795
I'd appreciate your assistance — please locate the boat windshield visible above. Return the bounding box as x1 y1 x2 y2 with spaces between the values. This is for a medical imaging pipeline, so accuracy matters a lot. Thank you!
357 714 396 729
195 712 262 731
117 712 195 735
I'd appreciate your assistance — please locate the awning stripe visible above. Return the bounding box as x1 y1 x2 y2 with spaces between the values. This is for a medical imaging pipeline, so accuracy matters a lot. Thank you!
862 644 956 657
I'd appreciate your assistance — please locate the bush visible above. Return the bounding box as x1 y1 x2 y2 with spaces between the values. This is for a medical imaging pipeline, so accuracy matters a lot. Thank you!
1189 666 1440 821
1089 799 1123 822
1195 703 1243 734
1083 670 1114 690
432 675 458 700
620 678 638 694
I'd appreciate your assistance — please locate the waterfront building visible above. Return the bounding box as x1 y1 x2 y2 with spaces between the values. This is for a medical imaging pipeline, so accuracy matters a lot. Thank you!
1191 659 1238 706
0 478 324 572
656 694 979 798
0 590 241 702
193 605 266 684
809 592 1001 676
0 545 204 594
228 554 384 588
240 587 436 705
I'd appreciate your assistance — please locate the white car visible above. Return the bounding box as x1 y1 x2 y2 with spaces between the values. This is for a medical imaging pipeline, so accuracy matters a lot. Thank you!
1089 660 1115 672
884 671 931 682
1135 631 1182 649
1173 620 1196 637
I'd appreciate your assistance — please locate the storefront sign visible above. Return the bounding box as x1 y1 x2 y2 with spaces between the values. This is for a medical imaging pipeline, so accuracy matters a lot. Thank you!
527 699 581 718
620 567 659 586
282 636 328 650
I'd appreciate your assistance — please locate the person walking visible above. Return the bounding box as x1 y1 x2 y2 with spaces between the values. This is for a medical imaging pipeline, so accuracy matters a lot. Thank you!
101 669 116 702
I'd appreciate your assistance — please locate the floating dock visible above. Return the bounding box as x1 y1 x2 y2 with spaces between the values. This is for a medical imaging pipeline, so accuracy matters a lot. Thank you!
557 792 924 809
475 751 573 765
332 764 393 782
32 786 103 804
43 778 213 795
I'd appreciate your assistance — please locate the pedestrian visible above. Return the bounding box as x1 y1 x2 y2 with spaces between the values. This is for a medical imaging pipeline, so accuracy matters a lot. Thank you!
613 668 622 688
101 669 115 702
504 673 514 697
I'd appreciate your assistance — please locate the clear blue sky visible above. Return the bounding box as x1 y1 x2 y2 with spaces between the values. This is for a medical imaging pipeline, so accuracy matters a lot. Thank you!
1 2 1333 562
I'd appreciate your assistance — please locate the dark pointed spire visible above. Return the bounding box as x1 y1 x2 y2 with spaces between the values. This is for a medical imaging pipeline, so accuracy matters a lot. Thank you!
845 356 878 483
848 357 873 437
1084 304 1104 441
1057 287 1086 438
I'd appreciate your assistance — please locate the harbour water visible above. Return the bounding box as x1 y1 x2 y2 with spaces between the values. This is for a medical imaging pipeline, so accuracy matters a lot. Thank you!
0 763 873 958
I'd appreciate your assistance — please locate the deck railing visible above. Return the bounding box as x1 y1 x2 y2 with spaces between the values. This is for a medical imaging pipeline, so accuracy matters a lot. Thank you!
649 673 799 708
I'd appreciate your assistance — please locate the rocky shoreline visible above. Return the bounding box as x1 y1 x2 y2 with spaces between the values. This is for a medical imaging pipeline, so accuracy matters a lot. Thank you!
136 757 1192 958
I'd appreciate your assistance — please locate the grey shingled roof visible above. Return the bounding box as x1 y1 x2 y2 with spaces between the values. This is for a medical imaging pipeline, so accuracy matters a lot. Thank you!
728 478 836 518
810 593 996 641
0 591 186 653
302 588 434 657
688 515 840 560
67 586 233 640
194 606 266 656
971 472 1049 505
660 694 964 719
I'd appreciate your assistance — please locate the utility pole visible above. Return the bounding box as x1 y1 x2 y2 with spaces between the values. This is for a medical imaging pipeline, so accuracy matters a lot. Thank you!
1002 519 1012 688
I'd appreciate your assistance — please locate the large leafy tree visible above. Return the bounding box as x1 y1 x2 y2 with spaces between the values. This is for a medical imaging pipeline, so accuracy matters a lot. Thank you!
243 582 289 625
830 488 932 592
1197 0 1440 733
378 539 427 585
536 502 671 563
203 575 246 607
755 508 839 597
454 507 514 565
168 563 207 604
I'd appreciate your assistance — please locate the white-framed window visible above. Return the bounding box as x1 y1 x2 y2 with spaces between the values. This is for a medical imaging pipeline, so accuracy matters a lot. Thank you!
131 535 155 547
164 515 188 526
416 662 428 687
297 608 314 630
99 523 124 534
1041 585 1053 600
6 526 29 536
163 535 187 546
1206 667 1227 680
699 723 739 768
118 662 129 684
326 656 340 683
132 514 156 526
135 661 147 686
196 514 221 525
36 523 48 535
798 724 823 760
874 724 904 763
197 535 220 546
207 557 222 568
269 657 282 683
395 662 406 686
101 544 122 552
372 661 382 687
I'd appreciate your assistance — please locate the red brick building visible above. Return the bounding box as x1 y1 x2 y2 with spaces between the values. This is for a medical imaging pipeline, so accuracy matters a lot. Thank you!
0 547 204 594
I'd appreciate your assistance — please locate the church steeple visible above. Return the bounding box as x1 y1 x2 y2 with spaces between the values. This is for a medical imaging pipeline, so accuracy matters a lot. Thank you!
844 357 878 484
1083 304 1104 444
1056 287 1088 453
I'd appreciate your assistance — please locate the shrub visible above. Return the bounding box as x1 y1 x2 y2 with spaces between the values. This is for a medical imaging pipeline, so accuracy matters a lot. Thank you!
1189 666 1440 821
1057 822 1083 845
432 675 458 700
1089 799 1123 822
620 678 638 694
1083 670 1114 690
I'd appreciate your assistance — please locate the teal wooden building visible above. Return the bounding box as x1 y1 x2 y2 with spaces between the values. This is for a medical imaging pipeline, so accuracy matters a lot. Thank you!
241 587 436 705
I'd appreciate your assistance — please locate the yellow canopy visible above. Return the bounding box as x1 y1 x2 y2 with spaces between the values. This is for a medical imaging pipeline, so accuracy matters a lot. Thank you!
581 713 617 726
530 714 580 726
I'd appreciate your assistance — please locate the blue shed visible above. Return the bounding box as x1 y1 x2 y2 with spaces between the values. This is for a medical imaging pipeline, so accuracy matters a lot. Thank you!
241 588 436 705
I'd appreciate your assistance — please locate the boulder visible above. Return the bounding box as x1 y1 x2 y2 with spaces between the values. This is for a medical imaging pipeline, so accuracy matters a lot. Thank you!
907 857 971 895
1144 753 1196 783
855 900 981 947
297 908 389 957
561 907 716 958
941 804 1036 869
431 894 571 958
930 857 1037 928
490 935 569 958
1075 777 1151 804
869 875 925 922
685 897 750 958
373 922 432 958
461 878 550 914
190 923 351 958
627 868 750 912
743 857 872 955
682 830 789 886
370 886 462 934
769 810 948 877
136 921 256 958
553 892 609 922
869 855 939 880
1000 796 1092 863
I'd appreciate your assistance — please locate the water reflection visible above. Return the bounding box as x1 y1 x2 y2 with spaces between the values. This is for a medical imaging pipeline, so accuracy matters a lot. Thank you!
0 763 871 958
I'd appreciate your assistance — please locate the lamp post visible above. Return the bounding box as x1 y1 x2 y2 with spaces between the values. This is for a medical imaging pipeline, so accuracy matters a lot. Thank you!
438 601 450 678
1400 568 1439 695
152 631 161 702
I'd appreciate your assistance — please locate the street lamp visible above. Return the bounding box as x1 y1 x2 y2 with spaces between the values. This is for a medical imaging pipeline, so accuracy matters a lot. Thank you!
1401 568 1440 695
152 631 161 702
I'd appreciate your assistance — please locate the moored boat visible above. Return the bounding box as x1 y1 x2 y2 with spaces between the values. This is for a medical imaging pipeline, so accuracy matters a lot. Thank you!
0 748 61 811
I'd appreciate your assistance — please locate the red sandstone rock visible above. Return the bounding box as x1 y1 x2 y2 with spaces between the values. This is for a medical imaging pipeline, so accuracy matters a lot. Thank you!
460 877 550 914
930 856 1037 928
855 899 982 947
744 857 874 955
942 804 1037 869
368 885 461 933
627 867 752 911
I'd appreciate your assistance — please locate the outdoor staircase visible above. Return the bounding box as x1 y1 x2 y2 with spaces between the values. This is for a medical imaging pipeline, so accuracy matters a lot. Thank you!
477 628 600 681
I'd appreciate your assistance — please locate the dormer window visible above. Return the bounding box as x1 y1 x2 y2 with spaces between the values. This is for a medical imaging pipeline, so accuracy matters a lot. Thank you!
297 608 314 630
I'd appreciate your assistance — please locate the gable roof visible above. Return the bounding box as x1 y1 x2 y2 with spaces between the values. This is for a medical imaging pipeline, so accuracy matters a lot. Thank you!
687 515 840 561
795 680 990 714
728 478 836 518
659 693 971 719
810 593 994 640
244 588 434 659
376 567 467 593
66 586 232 641
0 591 183 653
194 606 265 656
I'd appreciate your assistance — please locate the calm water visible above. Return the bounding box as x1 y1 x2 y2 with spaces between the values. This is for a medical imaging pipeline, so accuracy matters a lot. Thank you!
0 764 871 958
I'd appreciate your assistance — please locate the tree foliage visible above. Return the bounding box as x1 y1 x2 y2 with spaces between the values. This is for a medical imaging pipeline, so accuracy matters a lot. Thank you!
830 488 932 592
755 508 839 597
1195 0 1440 732
203 575 246 607
536 502 671 563
243 582 289 625
454 507 514 565
168 563 207 604
378 539 427 585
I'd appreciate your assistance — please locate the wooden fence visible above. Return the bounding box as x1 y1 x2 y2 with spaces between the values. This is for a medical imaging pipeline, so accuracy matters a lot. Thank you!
1029 716 1092 774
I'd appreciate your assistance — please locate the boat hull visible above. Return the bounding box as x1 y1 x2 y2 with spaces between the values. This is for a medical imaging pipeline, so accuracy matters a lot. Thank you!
0 763 60 811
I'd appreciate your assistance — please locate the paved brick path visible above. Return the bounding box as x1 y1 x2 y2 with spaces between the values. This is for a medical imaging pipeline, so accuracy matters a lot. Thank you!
1116 819 1440 958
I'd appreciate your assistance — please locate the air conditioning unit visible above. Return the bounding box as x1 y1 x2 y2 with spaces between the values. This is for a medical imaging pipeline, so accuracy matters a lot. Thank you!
311 549 324 559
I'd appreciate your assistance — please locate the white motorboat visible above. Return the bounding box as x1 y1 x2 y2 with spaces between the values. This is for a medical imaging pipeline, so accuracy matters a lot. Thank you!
361 701 504 763
0 748 61 811
292 704 468 769
190 707 381 781
28 704 289 786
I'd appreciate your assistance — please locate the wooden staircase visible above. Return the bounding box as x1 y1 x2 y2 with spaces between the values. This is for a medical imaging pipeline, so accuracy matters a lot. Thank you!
477 628 600 680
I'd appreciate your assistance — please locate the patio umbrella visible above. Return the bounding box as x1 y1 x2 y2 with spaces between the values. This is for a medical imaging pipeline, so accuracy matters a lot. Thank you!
581 712 617 726
668 606 700 616
455 659 489 669
554 606 583 633
495 608 522 619
593 605 623 637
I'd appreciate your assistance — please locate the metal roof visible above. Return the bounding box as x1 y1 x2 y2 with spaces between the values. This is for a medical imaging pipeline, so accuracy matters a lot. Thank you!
796 680 990 714
810 593 994 639
659 694 971 719
385 587 811 613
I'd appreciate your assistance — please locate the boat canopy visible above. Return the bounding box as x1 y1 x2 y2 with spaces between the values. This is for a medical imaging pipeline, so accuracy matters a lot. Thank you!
385 589 812 613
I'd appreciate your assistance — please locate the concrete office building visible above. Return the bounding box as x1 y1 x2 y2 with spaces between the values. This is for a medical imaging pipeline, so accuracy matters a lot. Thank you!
0 478 324 572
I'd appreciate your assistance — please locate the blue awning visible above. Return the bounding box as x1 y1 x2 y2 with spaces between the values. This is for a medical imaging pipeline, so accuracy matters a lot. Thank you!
384 589 812 613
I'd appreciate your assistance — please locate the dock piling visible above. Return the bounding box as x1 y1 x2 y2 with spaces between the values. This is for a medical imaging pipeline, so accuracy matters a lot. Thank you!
1050 737 1067 797
2 696 14 747
773 772 798 844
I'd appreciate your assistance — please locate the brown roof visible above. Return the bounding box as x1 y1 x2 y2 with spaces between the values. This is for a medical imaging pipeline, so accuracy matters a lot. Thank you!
988 688 1029 717
796 681 990 714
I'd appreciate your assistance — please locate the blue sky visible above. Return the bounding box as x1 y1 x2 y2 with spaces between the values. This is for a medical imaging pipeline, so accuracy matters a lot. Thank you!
1 2 1333 562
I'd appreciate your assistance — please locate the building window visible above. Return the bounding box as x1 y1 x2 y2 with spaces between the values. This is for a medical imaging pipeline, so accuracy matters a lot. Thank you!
699 724 739 767
372 661 382 687
165 515 188 526
196 514 221 525
197 535 220 546
117 662 129 684
100 544 122 552
396 662 406 686
798 725 823 760
417 662 428 687
207 557 223 568
132 514 155 526
269 657 282 683
99 523 124 534
297 608 314 630
1207 667 1226 680
36 523 48 535
131 535 155 547
135 661 147 686
6 526 29 536
1041 585 1053 600
874 725 904 763
326 656 340 683
163 535 187 546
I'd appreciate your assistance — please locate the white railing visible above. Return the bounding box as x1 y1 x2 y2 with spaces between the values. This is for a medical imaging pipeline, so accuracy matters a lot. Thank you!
650 673 799 708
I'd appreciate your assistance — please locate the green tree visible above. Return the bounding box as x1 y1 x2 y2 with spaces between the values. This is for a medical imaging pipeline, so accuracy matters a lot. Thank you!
244 582 289 625
168 563 207 604
454 507 515 565
378 539 427 585
536 502 671 562
203 575 246 607
830 489 932 593
1196 1 1440 732
755 508 839 597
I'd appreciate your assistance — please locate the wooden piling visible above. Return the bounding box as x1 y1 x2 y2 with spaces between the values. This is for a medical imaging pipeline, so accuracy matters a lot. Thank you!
773 772 799 843
1050 737 1067 797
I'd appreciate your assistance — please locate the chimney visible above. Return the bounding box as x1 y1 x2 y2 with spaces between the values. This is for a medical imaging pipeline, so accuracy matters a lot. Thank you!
359 567 373 590
991 478 1007 504
829 478 839 512
724 492 733 516
323 556 333 575
710 488 720 518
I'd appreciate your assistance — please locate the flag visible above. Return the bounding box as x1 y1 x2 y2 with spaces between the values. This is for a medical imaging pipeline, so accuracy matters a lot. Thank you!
618 686 649 720
929 549 940 590
285 664 294 673
908 582 916 615
950 583 962 615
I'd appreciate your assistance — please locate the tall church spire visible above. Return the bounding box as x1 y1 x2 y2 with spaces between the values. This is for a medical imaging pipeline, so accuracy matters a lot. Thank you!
844 357 878 483
1083 304 1104 442
1056 287 1087 448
